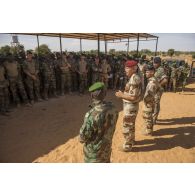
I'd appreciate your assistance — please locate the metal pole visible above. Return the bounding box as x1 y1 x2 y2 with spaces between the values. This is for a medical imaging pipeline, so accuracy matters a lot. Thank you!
36 35 40 64
105 40 107 54
59 33 63 56
127 37 129 56
80 38 82 52
155 37 159 56
136 33 140 55
97 33 100 57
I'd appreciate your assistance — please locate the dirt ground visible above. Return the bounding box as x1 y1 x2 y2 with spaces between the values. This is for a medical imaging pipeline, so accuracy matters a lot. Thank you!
0 82 195 163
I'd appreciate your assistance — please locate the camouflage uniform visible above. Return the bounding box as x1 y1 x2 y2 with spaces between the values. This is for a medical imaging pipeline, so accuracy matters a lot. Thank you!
4 60 28 105
92 62 102 83
78 59 88 94
54 57 62 94
23 59 41 101
100 61 111 88
181 64 190 91
0 65 9 114
114 60 126 90
80 99 118 163
143 76 160 135
153 66 167 123
68 57 78 92
58 57 72 95
169 65 178 92
41 58 57 99
123 73 142 150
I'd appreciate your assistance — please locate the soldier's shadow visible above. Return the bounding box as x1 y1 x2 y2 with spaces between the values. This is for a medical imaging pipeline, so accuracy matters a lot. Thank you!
157 117 195 125
133 126 195 152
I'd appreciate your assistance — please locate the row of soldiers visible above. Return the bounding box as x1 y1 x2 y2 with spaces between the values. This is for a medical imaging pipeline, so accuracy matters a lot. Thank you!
138 58 191 93
0 50 130 115
79 57 169 162
162 60 190 92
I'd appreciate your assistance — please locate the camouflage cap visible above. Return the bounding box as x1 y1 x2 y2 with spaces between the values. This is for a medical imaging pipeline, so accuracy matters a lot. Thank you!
89 82 105 92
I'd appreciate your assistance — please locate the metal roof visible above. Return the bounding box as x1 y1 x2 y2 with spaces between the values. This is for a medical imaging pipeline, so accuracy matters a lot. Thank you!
15 33 158 41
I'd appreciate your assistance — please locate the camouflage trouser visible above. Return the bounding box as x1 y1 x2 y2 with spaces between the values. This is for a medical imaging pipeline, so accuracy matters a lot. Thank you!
92 73 100 84
0 85 9 113
153 91 163 123
79 74 87 94
100 74 108 89
169 78 177 92
55 69 61 93
123 102 139 147
182 77 188 91
25 76 41 101
60 72 72 94
142 103 154 134
9 77 28 104
43 74 56 97
83 143 111 163
71 72 78 91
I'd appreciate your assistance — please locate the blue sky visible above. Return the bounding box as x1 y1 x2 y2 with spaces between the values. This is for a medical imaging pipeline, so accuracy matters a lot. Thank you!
0 33 195 52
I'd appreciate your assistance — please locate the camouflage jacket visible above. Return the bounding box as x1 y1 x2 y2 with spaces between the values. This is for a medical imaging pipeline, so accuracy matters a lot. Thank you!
154 66 167 83
143 76 160 106
79 100 118 163
23 59 39 75
170 67 178 78
123 73 142 103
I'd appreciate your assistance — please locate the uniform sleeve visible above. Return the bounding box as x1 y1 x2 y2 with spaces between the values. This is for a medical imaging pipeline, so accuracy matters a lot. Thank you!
129 75 142 98
144 82 156 103
79 113 96 143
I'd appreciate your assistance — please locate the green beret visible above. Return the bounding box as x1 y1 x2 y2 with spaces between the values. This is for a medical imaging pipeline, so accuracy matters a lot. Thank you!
89 82 105 92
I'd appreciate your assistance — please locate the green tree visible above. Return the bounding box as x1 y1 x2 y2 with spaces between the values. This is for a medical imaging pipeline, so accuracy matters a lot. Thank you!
168 49 175 57
0 45 11 56
35 44 51 57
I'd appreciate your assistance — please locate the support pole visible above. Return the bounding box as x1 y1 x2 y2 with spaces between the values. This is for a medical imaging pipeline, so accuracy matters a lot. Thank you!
36 35 40 63
80 38 82 52
59 33 63 56
127 37 129 56
97 33 100 57
105 40 107 54
136 33 140 55
155 37 159 56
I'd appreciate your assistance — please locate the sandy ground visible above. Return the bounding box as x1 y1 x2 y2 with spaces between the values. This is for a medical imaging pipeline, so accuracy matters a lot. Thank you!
0 81 195 163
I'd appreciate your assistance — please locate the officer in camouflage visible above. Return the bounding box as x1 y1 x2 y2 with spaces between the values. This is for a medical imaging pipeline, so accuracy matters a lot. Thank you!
142 64 160 135
78 54 88 95
23 50 42 104
3 53 29 107
91 56 102 84
181 61 190 92
58 53 72 95
67 52 78 92
153 57 168 124
169 62 178 92
115 60 142 152
79 82 118 163
100 56 111 89
41 54 58 100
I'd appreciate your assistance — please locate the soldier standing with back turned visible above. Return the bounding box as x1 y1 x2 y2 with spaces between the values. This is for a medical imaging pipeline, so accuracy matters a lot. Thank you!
79 82 118 163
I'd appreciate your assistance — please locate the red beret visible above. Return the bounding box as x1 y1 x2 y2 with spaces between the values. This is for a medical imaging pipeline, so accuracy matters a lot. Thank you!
125 60 138 68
